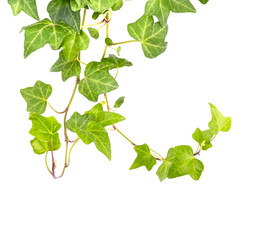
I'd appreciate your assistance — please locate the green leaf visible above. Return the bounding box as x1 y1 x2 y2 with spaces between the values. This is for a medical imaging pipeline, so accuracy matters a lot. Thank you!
167 145 204 181
66 112 93 133
20 81 52 114
169 0 196 14
87 27 99 39
88 0 115 13
86 103 126 127
102 54 132 69
114 96 125 108
112 0 123 11
198 0 209 4
116 46 121 56
30 135 61 154
23 18 72 58
208 103 232 135
78 61 119 102
127 14 168 58
47 0 81 33
105 37 114 45
8 0 39 20
70 0 89 11
156 160 173 182
29 113 61 142
92 12 100 20
76 121 111 160
192 128 214 151
51 51 81 81
130 144 157 171
62 30 90 61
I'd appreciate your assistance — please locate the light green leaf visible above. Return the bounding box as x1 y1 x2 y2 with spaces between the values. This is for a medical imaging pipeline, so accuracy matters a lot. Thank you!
87 27 99 39
20 81 52 114
66 112 93 133
208 103 232 135
70 0 89 11
88 0 115 13
8 0 39 20
116 46 121 55
112 0 123 11
76 121 111 160
114 96 125 108
47 0 81 33
86 103 126 127
102 54 132 69
30 134 61 154
156 160 173 182
78 61 118 102
29 113 61 142
192 128 214 151
51 51 81 81
127 14 168 58
62 30 90 61
23 18 72 58
167 145 204 181
130 144 157 171
169 0 196 14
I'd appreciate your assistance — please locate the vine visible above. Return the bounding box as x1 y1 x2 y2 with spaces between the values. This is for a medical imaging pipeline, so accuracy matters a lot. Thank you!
9 0 231 181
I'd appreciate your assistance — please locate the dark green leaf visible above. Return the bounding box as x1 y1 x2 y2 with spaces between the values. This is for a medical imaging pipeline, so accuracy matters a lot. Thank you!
112 0 123 11
20 81 52 114
102 54 132 69
198 0 209 4
92 12 100 20
47 0 81 33
51 51 81 81
105 37 113 45
130 144 157 171
114 96 125 108
192 128 214 151
66 112 93 132
87 27 99 39
8 0 39 20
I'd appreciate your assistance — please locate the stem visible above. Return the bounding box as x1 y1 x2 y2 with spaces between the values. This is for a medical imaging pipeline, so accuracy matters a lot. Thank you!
102 45 108 59
115 67 119 80
50 138 56 178
67 138 80 167
82 20 104 28
112 40 138 46
45 152 52 175
75 59 87 65
81 8 87 30
150 149 164 160
116 128 137 146
47 101 66 114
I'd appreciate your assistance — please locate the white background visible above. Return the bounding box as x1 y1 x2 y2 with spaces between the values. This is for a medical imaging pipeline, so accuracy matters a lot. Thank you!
0 0 265 239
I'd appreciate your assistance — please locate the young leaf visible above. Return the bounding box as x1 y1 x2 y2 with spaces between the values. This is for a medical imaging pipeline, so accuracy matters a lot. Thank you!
62 30 90 61
192 128 214 151
167 145 204 181
47 0 81 33
92 12 100 20
105 37 114 45
88 0 115 13
169 0 196 14
30 135 61 154
208 103 232 135
127 14 168 58
86 103 126 127
51 51 81 81
116 46 121 55
198 0 209 4
102 54 132 69
76 121 111 160
29 113 61 142
130 144 157 171
112 0 123 11
70 0 89 11
87 27 100 39
114 96 125 108
20 81 52 114
23 19 72 58
8 0 39 20
66 112 93 133
78 61 119 102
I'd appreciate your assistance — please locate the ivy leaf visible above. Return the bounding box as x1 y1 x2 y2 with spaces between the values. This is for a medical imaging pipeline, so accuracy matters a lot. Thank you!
50 51 81 81
29 113 61 142
198 0 209 4
78 61 118 102
105 37 114 45
66 112 93 133
86 103 126 127
192 128 214 151
130 144 157 171
62 30 90 61
156 160 173 182
127 14 168 58
87 27 99 39
30 135 61 154
23 18 72 58
167 145 204 181
102 54 133 69
112 0 123 11
47 0 81 33
8 0 39 20
76 121 111 160
114 96 125 108
20 81 52 114
208 103 232 135
92 12 100 20
116 46 121 56
88 0 115 13
70 0 89 11
169 0 196 14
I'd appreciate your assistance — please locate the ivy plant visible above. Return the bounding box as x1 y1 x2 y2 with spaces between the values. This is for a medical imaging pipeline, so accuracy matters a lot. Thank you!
8 0 231 181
